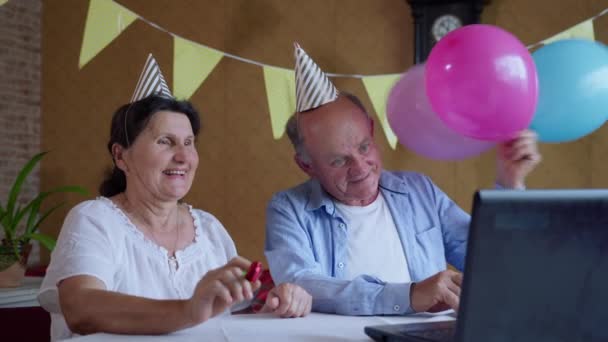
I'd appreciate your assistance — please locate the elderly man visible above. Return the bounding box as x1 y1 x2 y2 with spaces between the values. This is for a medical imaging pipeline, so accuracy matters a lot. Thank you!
264 44 540 316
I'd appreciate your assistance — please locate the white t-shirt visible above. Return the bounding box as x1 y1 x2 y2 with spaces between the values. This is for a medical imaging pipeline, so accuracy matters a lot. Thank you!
38 197 237 341
334 193 411 283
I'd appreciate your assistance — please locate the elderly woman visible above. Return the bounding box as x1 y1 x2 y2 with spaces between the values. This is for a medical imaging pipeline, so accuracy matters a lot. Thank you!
38 95 312 341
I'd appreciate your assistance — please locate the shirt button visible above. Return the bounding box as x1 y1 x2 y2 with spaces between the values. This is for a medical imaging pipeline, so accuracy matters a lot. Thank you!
338 262 344 269
393 305 401 312
339 223 345 229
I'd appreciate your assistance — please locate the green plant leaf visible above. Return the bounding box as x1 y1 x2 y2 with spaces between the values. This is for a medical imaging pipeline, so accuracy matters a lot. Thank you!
24 201 40 236
48 185 88 197
24 185 88 234
0 201 9 237
14 187 51 236
6 151 47 222
3 152 87 251
6 203 24 235
24 192 55 234
27 202 65 236
21 199 41 235
24 233 56 251
0 206 7 234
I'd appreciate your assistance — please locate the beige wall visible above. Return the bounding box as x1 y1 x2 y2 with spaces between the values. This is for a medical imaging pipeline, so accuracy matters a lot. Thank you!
41 0 608 264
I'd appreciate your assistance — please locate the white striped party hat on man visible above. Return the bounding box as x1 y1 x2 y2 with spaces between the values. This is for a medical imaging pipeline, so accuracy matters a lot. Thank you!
130 53 172 103
294 43 338 112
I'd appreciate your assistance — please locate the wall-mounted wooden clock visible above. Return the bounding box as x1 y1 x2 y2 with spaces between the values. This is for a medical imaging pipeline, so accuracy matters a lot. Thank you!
406 0 490 63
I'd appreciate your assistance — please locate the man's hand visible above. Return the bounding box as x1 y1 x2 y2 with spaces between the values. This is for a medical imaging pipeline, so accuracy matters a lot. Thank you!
410 270 462 313
260 283 312 318
496 129 541 189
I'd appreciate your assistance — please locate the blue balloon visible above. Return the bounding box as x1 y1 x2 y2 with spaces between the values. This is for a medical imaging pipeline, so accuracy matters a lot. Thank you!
530 39 608 142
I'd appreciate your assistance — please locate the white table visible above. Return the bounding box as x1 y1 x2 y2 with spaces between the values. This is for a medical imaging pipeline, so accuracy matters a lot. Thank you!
68 312 455 341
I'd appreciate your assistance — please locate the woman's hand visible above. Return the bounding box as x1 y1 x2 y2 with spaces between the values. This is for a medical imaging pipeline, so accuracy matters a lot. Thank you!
187 256 261 324
259 283 312 318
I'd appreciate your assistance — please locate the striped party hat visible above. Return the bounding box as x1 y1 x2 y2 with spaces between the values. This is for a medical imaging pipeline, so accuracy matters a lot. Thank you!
294 43 338 112
130 54 172 103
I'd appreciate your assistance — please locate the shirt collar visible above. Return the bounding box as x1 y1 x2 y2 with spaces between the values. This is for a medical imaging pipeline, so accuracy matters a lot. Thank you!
378 170 409 195
306 179 335 214
305 170 409 213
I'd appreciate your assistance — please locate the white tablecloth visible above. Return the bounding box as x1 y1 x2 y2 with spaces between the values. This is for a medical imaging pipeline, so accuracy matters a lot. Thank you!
67 311 455 341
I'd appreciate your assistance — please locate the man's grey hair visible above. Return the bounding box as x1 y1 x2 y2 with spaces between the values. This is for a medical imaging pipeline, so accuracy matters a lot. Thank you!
285 92 371 162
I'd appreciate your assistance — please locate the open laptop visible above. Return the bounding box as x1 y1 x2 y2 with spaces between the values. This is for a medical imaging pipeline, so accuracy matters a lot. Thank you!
365 189 608 342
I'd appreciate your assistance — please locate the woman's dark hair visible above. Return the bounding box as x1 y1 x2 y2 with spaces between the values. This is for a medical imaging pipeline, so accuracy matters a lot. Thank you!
99 95 201 197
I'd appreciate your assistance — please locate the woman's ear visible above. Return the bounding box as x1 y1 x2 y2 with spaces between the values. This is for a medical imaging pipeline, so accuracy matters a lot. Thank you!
111 143 129 173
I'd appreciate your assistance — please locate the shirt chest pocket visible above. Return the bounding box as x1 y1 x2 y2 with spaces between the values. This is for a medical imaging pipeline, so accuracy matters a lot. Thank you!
414 226 446 271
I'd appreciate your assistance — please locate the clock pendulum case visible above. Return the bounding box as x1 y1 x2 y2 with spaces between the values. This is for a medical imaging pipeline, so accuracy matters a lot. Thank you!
406 0 490 63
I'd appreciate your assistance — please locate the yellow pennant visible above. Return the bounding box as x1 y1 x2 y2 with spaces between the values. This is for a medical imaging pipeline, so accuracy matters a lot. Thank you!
0 0 9 6
263 66 296 139
543 19 595 45
173 37 223 99
362 74 401 149
79 0 137 68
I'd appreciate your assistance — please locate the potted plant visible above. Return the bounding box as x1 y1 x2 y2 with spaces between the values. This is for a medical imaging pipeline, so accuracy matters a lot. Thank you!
0 152 87 287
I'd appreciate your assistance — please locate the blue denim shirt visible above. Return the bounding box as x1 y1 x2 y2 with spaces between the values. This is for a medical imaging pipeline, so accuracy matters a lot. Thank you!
265 171 470 316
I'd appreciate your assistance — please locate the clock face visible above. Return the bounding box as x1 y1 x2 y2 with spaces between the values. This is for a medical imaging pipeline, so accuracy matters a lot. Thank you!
432 14 462 42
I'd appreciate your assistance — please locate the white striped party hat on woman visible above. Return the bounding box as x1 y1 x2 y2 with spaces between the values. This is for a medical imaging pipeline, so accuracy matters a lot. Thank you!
294 43 338 112
130 54 172 103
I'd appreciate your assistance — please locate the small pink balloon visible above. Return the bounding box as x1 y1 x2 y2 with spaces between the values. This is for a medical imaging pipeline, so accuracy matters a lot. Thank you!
425 24 538 141
388 64 495 160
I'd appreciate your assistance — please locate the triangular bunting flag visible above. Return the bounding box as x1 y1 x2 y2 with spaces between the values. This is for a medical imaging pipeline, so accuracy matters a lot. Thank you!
263 66 296 139
79 0 137 69
362 74 401 149
294 43 338 112
173 37 223 99
131 54 172 102
543 19 595 45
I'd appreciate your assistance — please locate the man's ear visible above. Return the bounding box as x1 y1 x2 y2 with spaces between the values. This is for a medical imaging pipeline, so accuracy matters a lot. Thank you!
111 143 129 173
294 154 315 178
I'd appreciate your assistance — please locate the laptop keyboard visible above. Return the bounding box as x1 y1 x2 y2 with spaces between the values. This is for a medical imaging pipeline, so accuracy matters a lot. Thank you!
405 327 455 342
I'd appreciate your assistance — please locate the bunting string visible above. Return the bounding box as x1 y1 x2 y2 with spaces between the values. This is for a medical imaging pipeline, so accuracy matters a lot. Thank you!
525 7 608 50
79 1 608 146
107 1 608 78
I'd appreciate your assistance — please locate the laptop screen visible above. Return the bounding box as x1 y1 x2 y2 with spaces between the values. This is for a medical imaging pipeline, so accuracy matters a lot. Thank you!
457 189 608 342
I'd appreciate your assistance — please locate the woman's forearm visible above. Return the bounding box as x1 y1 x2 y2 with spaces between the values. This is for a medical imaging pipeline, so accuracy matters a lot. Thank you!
61 287 197 335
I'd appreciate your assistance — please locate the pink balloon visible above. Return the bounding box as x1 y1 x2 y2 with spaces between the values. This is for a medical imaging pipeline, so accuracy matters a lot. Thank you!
387 64 495 160
425 24 538 141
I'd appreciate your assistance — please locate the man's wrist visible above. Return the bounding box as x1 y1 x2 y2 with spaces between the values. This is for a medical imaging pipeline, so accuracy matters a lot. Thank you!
379 283 413 315
409 282 417 313
495 180 525 190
